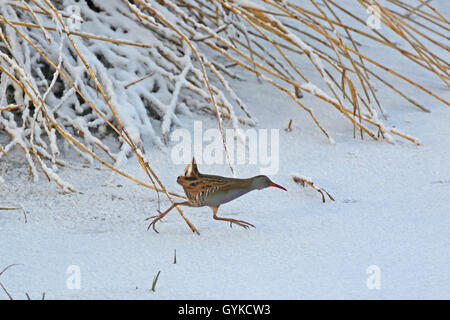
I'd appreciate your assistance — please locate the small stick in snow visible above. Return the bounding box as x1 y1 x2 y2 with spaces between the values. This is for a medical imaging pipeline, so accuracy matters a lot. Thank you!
0 206 28 223
285 119 293 132
431 179 450 184
0 282 13 300
0 263 23 300
25 292 45 300
173 249 177 264
0 263 22 276
25 292 46 300
293 175 335 203
151 271 161 292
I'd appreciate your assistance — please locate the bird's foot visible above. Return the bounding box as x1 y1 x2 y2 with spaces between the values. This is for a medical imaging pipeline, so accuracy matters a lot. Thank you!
145 210 164 233
228 219 255 230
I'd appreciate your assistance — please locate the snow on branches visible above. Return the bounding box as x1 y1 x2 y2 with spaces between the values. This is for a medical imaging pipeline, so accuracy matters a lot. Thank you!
0 0 446 192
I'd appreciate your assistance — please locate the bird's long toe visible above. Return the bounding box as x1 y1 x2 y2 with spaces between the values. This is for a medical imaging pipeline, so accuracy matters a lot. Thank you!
146 215 164 232
147 220 160 233
229 219 255 230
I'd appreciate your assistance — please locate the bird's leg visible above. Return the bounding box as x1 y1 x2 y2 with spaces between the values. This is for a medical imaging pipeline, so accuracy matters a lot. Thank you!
146 201 190 233
211 207 255 230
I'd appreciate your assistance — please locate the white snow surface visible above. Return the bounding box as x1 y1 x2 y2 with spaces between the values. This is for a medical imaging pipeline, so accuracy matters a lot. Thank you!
1 1 449 299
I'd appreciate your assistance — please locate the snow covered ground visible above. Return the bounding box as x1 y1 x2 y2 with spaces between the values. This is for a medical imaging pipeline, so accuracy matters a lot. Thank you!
0 1 449 299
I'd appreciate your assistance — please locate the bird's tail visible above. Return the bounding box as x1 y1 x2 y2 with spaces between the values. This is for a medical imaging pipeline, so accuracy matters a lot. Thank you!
184 157 200 177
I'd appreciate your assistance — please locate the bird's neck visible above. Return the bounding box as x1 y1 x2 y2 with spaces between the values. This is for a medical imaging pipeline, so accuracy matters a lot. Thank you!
248 176 262 191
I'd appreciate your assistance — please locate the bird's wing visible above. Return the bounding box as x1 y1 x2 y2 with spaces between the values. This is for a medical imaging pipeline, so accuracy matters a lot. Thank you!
177 174 251 199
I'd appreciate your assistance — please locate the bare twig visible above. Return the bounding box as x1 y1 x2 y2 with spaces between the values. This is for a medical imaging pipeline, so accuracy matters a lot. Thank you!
151 270 161 292
0 205 28 223
293 175 335 203
124 72 154 89
0 264 22 276
0 263 23 300
285 119 293 132
0 282 13 300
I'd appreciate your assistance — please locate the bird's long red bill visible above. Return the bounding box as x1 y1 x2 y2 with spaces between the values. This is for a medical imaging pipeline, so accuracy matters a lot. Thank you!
269 182 287 191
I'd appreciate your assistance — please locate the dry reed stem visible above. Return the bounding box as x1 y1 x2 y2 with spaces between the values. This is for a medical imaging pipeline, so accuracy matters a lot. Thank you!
0 20 154 48
0 264 23 300
0 282 13 300
293 175 335 203
151 270 161 292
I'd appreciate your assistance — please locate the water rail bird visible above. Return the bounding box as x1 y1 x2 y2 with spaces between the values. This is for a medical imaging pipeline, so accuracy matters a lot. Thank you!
146 158 287 233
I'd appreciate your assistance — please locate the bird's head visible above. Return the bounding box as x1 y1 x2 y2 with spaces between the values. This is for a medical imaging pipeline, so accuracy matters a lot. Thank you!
251 175 287 191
